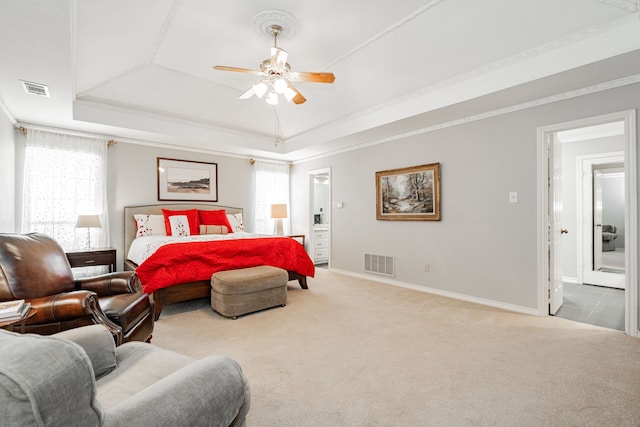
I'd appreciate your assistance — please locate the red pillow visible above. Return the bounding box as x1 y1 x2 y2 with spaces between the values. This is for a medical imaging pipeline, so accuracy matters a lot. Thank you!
198 209 233 233
162 209 200 236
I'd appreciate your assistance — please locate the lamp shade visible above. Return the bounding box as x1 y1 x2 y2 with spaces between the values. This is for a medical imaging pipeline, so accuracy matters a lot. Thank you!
270 204 288 219
75 215 101 228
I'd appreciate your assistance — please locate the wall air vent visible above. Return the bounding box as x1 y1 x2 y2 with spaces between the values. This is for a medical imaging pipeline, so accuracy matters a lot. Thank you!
21 80 50 97
364 253 395 277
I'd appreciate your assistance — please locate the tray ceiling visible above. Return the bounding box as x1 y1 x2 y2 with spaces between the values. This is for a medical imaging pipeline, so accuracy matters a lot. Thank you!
1 1 639 161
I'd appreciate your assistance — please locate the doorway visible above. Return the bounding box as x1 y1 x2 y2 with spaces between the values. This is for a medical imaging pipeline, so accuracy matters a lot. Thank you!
537 110 638 337
578 153 625 289
308 168 331 268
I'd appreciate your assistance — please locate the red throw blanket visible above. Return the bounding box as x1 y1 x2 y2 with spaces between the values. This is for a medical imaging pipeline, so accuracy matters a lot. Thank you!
136 237 316 294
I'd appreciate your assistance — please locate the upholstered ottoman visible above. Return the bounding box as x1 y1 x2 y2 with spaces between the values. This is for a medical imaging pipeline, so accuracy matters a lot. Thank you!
211 266 288 319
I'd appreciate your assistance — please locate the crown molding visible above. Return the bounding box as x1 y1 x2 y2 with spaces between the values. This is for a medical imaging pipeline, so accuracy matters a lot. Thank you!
594 0 638 12
294 74 640 164
0 97 17 125
302 14 640 143
147 0 183 63
323 0 445 72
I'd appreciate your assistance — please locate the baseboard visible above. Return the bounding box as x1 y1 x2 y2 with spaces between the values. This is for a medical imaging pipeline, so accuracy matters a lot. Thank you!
563 276 578 284
329 268 540 316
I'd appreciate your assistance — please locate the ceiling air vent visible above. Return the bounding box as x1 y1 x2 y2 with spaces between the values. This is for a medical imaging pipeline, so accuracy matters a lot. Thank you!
21 80 50 97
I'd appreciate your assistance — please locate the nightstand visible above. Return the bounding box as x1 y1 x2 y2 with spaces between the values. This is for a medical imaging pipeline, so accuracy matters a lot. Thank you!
288 234 305 247
66 248 117 272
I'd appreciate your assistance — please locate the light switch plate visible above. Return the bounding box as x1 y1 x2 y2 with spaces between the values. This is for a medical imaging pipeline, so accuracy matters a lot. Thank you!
509 192 518 203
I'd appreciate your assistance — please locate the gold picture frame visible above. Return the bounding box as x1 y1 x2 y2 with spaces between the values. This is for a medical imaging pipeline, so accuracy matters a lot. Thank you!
376 163 441 221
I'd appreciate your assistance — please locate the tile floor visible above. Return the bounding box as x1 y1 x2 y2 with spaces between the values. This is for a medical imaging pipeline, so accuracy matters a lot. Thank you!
555 282 624 331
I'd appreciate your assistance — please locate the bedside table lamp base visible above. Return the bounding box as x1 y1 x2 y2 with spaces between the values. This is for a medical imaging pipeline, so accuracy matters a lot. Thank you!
76 215 102 250
271 204 287 236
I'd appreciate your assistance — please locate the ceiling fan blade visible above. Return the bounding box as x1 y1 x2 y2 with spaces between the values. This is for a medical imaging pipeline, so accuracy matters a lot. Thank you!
270 47 289 69
238 87 255 100
287 83 306 105
289 71 335 84
213 65 263 76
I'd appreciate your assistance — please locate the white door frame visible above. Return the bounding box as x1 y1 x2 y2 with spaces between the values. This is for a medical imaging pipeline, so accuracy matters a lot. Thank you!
537 110 638 337
308 167 331 267
577 152 625 288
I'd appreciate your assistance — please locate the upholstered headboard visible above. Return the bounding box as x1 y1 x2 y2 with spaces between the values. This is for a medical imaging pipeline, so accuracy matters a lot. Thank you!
123 203 243 260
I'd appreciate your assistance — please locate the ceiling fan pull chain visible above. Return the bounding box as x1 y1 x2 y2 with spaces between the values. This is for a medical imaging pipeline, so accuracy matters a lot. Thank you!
273 107 282 146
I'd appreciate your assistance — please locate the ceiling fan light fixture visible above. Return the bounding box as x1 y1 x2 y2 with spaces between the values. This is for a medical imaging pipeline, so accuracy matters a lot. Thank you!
214 10 333 108
266 92 279 105
273 78 288 94
253 81 268 98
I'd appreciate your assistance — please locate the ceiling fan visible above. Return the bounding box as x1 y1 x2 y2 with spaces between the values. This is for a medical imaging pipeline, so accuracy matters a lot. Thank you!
213 24 335 105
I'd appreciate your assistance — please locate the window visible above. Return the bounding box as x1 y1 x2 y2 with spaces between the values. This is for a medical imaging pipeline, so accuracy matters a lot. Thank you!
22 130 109 251
253 161 289 235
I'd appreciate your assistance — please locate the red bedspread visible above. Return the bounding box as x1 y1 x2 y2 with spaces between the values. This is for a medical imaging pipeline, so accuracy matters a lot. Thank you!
135 237 316 294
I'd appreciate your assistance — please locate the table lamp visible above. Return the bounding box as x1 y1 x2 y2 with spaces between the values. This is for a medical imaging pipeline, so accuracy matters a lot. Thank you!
270 204 287 236
75 214 101 249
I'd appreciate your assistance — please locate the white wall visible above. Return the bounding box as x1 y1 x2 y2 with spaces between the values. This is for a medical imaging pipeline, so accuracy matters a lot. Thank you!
0 110 15 232
107 143 255 268
561 136 625 280
291 82 640 312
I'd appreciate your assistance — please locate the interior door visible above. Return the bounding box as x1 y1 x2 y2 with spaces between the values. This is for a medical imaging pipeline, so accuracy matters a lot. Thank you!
593 170 604 270
581 155 625 288
549 134 564 315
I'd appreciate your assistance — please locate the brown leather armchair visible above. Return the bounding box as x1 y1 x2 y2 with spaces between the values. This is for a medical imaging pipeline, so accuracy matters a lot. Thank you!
0 233 154 345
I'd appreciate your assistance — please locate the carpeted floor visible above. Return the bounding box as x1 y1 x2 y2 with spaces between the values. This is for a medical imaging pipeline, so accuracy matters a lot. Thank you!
152 269 640 427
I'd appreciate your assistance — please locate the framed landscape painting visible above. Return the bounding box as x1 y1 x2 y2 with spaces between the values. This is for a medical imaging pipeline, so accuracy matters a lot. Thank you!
376 163 441 221
157 157 218 202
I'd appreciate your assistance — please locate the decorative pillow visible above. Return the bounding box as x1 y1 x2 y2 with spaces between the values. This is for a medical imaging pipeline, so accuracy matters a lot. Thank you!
227 213 244 232
199 224 229 235
162 209 200 236
198 209 233 233
134 214 167 237
168 215 190 236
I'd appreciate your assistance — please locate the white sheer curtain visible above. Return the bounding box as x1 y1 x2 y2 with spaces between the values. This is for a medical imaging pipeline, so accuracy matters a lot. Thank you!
253 160 290 235
23 130 110 251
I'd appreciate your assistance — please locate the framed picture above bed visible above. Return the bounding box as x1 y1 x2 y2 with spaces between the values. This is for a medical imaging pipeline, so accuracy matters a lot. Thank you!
375 162 441 221
157 157 218 202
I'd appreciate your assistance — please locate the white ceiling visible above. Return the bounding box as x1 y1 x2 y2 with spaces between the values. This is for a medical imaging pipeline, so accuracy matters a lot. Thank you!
1 1 639 161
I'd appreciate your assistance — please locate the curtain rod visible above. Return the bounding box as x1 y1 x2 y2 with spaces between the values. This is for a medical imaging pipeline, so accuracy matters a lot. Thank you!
249 158 292 167
16 122 118 146
17 123 289 164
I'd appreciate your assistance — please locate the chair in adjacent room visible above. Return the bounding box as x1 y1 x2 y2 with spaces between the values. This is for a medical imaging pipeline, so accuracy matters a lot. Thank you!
0 232 153 345
602 225 618 252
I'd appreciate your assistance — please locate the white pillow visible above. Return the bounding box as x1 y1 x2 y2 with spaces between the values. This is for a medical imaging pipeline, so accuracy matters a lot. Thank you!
227 213 244 232
168 215 191 236
134 214 167 237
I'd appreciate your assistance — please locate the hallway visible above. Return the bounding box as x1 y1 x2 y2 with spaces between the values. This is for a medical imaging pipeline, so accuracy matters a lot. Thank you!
555 282 624 331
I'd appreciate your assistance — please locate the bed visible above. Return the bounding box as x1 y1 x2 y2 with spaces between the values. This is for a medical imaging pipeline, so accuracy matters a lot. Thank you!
123 203 314 319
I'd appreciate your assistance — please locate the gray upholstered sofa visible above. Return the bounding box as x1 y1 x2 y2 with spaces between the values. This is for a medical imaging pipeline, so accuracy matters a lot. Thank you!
0 325 250 426
602 225 618 251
